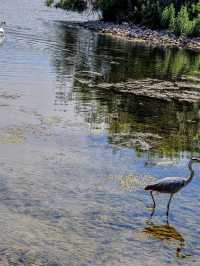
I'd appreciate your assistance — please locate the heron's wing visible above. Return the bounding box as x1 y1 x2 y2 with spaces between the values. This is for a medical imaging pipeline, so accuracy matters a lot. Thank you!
155 176 183 183
145 177 185 193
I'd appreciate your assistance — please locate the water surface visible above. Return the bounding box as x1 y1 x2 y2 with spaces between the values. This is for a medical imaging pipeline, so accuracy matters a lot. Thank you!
0 1 200 265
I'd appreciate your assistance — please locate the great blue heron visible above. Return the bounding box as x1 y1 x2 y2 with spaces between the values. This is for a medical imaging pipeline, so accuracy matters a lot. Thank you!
145 157 200 216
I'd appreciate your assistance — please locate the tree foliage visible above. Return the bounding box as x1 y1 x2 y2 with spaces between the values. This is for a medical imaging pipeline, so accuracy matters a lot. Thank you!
48 0 200 36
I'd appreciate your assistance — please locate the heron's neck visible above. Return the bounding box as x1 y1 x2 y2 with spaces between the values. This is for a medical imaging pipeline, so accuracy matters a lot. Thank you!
185 160 194 186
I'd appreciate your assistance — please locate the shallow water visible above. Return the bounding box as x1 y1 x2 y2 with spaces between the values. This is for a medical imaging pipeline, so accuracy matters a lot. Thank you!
0 1 200 265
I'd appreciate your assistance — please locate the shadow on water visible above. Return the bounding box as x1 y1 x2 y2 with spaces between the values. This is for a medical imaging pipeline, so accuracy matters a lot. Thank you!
144 221 186 258
53 24 200 158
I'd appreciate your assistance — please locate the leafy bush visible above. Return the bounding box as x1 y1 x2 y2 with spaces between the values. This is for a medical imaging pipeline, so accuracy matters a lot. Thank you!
46 0 54 7
131 0 162 27
192 1 200 16
191 15 200 36
48 0 200 36
175 6 193 36
97 0 129 22
161 4 175 30
161 2 200 36
53 0 87 12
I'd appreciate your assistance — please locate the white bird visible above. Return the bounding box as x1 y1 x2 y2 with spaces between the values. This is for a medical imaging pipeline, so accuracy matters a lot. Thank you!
0 21 6 36
145 157 200 216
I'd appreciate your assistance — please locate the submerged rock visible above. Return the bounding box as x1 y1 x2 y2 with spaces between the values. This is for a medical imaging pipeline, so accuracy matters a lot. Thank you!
74 77 91 85
95 78 200 103
110 132 162 152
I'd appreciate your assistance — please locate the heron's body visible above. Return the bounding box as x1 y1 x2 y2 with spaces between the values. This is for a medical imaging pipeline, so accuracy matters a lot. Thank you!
145 157 200 216
145 176 186 194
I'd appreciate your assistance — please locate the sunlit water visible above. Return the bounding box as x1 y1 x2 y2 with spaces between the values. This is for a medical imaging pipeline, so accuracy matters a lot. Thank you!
0 1 200 265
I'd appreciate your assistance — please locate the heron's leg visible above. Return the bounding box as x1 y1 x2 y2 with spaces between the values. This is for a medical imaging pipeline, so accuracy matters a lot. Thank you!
149 191 156 217
150 191 156 208
166 193 173 217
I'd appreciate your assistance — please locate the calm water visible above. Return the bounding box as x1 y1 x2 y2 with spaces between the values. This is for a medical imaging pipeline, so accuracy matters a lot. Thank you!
0 1 200 265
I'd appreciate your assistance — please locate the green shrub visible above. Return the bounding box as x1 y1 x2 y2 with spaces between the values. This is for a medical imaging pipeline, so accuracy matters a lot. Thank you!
192 1 200 16
175 6 193 36
48 0 200 37
46 0 54 7
98 0 128 22
54 0 87 12
161 4 175 30
191 15 200 36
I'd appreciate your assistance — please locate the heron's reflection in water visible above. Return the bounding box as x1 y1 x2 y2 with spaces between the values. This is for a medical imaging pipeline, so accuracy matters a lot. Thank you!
144 221 185 257
0 36 5 46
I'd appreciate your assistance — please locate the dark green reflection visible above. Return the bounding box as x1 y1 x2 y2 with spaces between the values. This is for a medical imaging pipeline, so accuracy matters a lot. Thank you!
92 36 200 82
53 25 200 158
72 85 200 157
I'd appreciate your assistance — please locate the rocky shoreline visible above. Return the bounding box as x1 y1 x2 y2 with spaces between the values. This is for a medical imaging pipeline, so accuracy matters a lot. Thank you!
78 20 200 52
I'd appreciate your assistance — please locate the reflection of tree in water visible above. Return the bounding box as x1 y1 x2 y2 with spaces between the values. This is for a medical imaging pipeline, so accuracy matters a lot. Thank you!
52 24 200 157
85 34 200 82
53 24 200 82
73 84 200 157
53 24 100 109
144 221 186 258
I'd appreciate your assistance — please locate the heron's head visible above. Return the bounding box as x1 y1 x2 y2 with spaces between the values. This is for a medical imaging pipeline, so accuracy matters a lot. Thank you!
191 157 200 163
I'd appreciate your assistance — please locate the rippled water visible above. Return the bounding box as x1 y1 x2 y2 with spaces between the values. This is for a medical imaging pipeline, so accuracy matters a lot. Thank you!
0 1 200 265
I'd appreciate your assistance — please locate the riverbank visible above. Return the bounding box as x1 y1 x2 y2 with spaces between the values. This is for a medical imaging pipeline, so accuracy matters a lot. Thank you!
78 20 200 52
